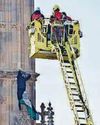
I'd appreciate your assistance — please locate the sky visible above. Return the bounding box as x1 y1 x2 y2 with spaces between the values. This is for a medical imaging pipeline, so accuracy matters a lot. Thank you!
34 0 100 125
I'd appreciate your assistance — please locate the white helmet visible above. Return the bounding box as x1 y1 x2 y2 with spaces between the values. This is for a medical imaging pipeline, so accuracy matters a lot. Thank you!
53 4 60 11
35 7 40 12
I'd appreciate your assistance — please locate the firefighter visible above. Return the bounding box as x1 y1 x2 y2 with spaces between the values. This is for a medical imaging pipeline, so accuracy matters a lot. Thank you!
49 5 63 42
62 12 73 41
31 7 44 21
48 5 73 42
50 4 62 23
50 5 73 23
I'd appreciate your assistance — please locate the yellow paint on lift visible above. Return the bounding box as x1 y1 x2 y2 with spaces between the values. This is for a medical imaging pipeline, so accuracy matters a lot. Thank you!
27 19 81 60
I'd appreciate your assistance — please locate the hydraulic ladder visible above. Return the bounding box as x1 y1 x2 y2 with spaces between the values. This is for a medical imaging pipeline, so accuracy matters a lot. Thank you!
54 42 94 125
27 19 94 125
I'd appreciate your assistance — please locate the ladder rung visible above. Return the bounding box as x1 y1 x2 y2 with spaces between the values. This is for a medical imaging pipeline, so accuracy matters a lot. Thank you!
74 99 81 101
67 71 72 73
69 82 75 85
72 93 79 96
79 117 86 120
64 60 70 63
74 102 83 106
71 88 77 91
68 76 74 79
75 105 83 107
62 64 71 68
65 65 71 68
77 109 84 112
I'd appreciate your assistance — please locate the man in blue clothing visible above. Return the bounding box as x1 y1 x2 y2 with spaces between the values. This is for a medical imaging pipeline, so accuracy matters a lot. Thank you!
17 70 31 110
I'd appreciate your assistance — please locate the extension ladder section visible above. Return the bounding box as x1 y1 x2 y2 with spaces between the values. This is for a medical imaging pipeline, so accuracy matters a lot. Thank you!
54 43 94 125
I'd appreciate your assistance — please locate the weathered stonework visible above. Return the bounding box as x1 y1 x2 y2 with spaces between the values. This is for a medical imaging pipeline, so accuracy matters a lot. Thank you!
0 0 36 124
0 71 38 125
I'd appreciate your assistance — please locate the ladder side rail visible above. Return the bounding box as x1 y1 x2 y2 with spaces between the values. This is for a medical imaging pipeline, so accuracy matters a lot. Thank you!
74 60 94 125
74 60 90 107
55 39 94 124
68 38 94 125
67 39 89 105
54 43 82 124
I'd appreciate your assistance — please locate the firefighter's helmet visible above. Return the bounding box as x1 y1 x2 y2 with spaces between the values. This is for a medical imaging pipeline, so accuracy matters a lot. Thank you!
53 4 60 11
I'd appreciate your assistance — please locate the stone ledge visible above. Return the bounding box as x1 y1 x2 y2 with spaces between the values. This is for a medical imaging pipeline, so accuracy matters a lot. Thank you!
0 71 40 80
